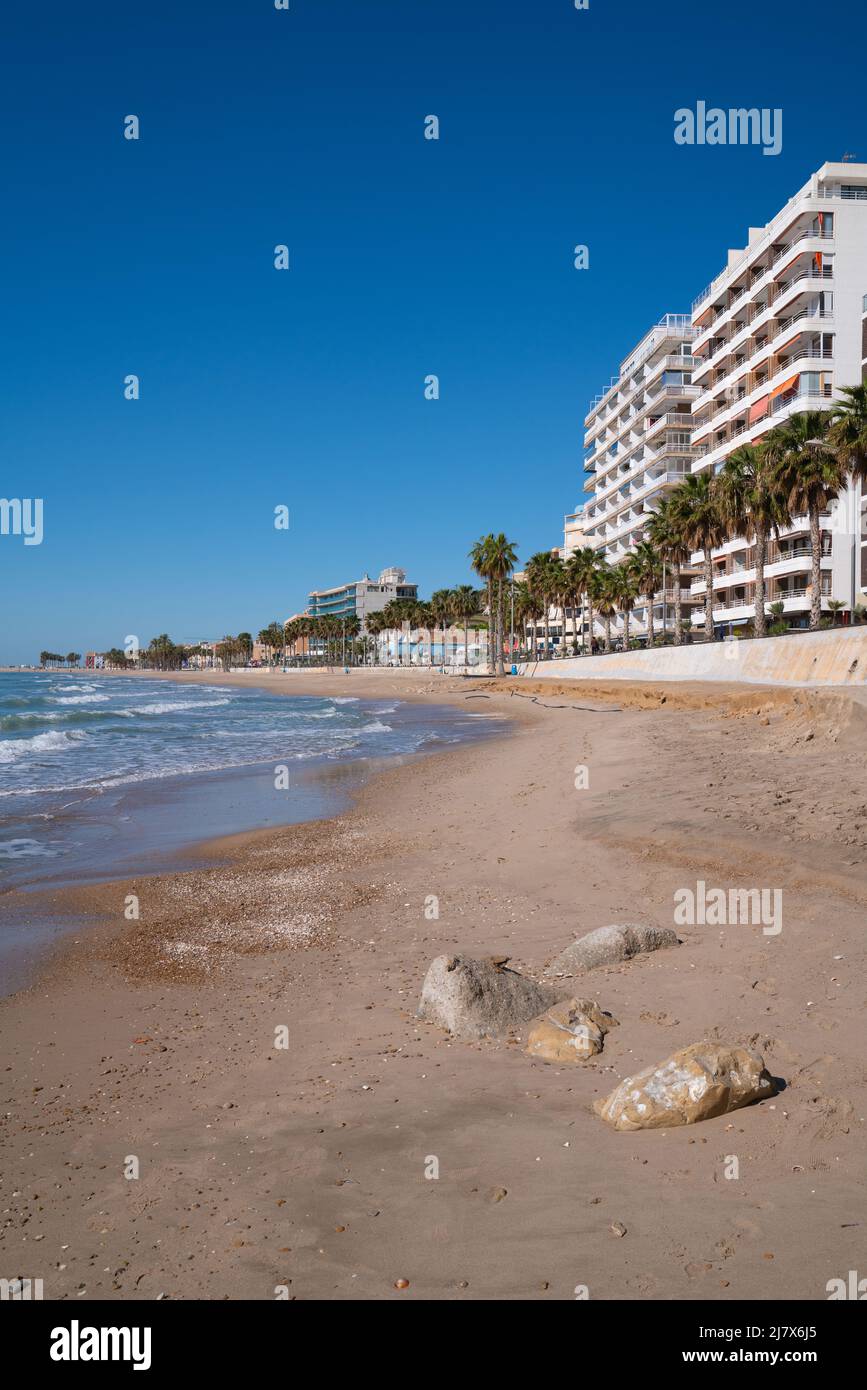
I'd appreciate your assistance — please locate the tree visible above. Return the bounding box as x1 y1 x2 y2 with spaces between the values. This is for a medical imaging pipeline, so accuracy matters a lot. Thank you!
829 383 867 484
449 585 479 669
565 548 598 654
670 471 727 641
627 541 663 647
646 495 691 646
365 610 385 665
764 411 845 631
714 442 790 639
469 536 496 673
430 589 453 669
485 534 518 674
610 562 639 648
525 552 558 660
593 563 617 653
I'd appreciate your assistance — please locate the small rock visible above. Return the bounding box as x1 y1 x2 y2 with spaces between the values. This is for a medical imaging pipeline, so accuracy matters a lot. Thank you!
525 998 619 1064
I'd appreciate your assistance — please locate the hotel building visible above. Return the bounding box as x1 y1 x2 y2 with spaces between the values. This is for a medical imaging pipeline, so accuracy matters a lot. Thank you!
307 567 418 631
582 314 704 641
689 162 867 629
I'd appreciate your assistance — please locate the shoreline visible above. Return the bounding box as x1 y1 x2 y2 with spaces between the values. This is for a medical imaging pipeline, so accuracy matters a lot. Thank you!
2 670 866 1299
0 671 508 989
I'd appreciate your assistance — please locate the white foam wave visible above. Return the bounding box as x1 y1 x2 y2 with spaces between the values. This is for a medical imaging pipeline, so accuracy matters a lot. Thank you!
53 694 110 705
137 698 230 714
0 730 87 764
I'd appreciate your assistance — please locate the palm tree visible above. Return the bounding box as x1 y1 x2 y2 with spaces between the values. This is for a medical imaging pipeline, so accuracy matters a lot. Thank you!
473 534 518 675
670 471 727 641
829 383 867 483
365 610 385 665
627 541 663 647
714 442 790 639
645 495 691 646
610 562 639 648
764 411 845 631
344 613 361 665
469 535 497 673
594 573 616 653
430 589 453 670
526 552 558 659
565 548 598 655
449 585 478 668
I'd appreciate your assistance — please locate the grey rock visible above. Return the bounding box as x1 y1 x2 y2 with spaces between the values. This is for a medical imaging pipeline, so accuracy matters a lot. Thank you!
548 923 678 975
418 953 561 1038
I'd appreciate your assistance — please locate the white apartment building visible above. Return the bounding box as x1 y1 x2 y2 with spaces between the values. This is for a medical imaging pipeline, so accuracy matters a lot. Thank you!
689 162 867 630
582 314 704 641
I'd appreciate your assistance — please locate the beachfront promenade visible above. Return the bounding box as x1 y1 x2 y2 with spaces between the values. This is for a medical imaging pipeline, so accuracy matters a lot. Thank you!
226 625 867 689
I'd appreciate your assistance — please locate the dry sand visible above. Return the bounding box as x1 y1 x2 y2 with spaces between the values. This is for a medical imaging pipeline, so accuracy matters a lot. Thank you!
1 667 866 1301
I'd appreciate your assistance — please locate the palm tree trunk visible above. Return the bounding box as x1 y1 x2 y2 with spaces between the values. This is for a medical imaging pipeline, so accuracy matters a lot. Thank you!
809 504 822 631
704 547 715 641
604 616 612 652
624 610 630 648
646 590 655 648
543 606 550 659
673 563 682 645
496 579 505 676
754 527 768 638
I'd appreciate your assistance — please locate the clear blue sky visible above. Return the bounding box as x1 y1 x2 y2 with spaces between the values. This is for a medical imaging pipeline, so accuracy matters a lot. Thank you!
2 0 865 663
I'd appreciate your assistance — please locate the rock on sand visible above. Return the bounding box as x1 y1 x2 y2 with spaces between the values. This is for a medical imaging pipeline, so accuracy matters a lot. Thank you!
594 1041 776 1130
525 998 619 1063
548 923 678 975
418 954 560 1039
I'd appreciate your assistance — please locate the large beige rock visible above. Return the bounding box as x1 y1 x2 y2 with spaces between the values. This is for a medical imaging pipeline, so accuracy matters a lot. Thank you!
548 923 678 975
595 1041 776 1131
418 954 560 1039
525 998 619 1063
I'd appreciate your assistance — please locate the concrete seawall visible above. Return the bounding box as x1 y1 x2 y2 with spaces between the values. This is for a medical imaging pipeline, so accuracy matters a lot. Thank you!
516 626 867 687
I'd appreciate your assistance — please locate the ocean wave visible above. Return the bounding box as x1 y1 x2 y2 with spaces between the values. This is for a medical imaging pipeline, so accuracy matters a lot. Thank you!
51 683 97 693
52 693 110 705
329 696 360 704
0 709 127 731
136 698 231 714
361 720 393 733
0 837 60 860
0 730 87 764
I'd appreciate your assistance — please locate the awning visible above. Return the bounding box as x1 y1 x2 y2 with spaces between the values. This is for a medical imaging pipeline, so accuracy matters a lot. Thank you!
749 395 770 423
770 373 799 400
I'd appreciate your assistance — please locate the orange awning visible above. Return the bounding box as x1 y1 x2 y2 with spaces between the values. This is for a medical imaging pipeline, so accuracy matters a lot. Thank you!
770 373 799 400
749 395 770 423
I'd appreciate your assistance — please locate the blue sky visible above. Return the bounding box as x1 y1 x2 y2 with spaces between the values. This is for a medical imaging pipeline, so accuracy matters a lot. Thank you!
2 0 865 663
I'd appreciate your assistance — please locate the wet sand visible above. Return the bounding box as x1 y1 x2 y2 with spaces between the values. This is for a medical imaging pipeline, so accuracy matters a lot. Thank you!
1 667 866 1300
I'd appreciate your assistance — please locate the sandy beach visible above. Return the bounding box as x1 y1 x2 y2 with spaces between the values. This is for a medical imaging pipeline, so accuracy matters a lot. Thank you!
2 668 866 1301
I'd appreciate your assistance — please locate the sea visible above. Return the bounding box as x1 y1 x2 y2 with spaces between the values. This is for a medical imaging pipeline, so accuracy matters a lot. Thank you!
0 672 502 989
